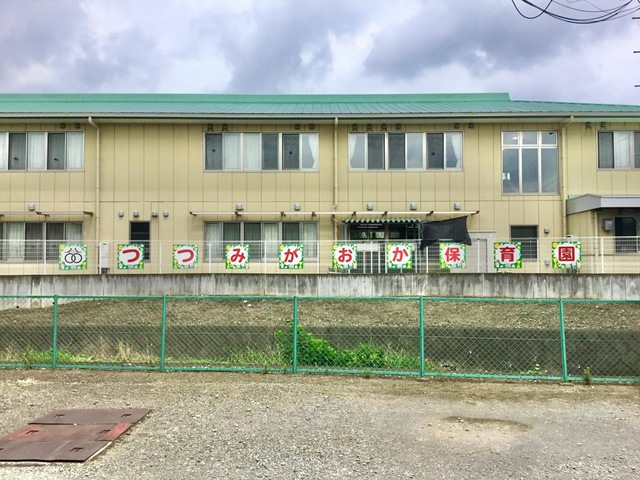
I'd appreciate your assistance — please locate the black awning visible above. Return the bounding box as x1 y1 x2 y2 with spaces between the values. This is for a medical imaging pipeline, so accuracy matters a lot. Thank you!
343 218 422 224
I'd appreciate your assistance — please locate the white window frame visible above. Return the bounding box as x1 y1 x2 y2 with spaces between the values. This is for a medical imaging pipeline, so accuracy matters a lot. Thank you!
348 131 463 171
204 132 319 172
597 131 640 169
501 131 559 195
0 131 84 171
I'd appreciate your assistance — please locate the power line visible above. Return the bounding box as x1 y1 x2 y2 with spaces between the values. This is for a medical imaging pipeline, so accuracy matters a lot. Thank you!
511 0 640 23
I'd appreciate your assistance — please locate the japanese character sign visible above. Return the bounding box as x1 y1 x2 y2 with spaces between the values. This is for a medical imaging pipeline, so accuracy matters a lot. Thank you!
494 242 522 269
279 244 304 269
332 244 358 270
173 244 198 269
117 244 145 269
439 242 466 269
59 244 88 270
386 243 413 269
552 241 581 269
225 244 249 269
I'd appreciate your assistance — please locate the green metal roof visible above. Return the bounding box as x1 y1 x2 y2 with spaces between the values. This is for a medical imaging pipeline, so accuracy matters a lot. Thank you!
1 93 640 120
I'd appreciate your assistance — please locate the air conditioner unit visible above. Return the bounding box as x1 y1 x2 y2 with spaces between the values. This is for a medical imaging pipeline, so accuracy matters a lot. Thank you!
99 242 110 271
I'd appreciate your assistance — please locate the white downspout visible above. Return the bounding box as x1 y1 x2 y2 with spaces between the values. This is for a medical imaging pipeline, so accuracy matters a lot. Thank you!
88 116 100 273
560 115 574 237
333 117 339 241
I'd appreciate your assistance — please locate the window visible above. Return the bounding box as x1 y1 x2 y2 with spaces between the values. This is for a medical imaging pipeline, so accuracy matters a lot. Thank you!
614 216 638 253
0 222 82 262
204 133 318 171
349 132 462 170
130 222 151 260
598 131 640 169
502 131 558 194
0 132 84 171
204 222 318 260
511 226 538 260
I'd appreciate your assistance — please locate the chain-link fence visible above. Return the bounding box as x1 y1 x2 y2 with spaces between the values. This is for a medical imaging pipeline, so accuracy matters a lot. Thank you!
0 295 638 383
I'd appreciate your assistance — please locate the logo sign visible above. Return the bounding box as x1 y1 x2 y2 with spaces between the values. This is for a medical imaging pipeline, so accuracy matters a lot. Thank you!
173 244 198 269
279 244 304 269
59 244 88 270
117 244 145 269
494 242 522 269
225 244 249 269
552 241 581 269
386 243 413 269
332 244 357 270
439 243 466 269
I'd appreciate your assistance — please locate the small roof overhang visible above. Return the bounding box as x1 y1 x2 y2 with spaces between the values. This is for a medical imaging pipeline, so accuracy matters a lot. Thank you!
343 218 422 224
566 194 640 215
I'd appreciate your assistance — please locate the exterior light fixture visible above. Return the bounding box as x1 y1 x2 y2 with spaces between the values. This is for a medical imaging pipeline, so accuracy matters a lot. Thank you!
409 203 417 211
118 211 125 218
133 210 140 218
235 203 244 211
151 210 158 218
163 211 170 217
453 202 461 211
293 203 301 211
366 203 374 211
27 203 36 211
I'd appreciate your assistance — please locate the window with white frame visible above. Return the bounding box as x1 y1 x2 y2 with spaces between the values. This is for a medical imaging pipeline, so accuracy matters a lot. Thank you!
0 222 82 262
203 222 318 260
597 131 640 169
348 132 463 170
502 131 558 194
204 133 318 171
0 132 84 171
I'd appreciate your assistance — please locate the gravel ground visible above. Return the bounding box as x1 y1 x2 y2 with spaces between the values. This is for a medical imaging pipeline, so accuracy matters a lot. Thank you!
0 369 638 480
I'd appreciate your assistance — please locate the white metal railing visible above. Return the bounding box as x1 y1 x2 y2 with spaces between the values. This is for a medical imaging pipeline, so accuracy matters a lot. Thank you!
0 237 638 275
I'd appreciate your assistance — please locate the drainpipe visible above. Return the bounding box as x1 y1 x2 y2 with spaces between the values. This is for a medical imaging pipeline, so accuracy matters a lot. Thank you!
88 116 100 273
560 115 574 237
333 117 339 240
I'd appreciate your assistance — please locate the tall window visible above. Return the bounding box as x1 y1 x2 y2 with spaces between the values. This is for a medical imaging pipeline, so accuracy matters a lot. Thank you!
0 132 84 171
130 222 151 260
349 132 462 170
204 222 318 260
502 131 558 194
204 133 318 171
0 222 82 262
598 131 640 169
511 225 538 260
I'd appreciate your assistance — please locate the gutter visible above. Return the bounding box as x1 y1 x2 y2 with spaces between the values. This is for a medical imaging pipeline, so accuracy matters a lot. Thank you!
87 116 100 273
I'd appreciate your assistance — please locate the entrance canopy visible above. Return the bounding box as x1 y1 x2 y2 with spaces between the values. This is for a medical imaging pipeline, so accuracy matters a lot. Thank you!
566 194 640 214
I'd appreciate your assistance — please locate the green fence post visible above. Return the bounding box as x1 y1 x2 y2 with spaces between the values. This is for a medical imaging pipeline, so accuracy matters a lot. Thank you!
559 298 569 382
52 295 58 370
160 295 168 372
292 296 299 374
419 297 425 377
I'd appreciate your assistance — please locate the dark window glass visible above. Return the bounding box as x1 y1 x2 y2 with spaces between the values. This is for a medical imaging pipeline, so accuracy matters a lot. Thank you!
46 223 64 261
282 134 299 170
262 134 279 170
130 222 151 260
367 134 384 170
205 134 222 170
615 217 638 253
427 133 444 169
635 132 640 168
25 223 43 262
388 133 405 169
511 226 538 260
244 223 263 258
47 133 66 170
282 223 300 241
598 132 614 168
9 133 26 170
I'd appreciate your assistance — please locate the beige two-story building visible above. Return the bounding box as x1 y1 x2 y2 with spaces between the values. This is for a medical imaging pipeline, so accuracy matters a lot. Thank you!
0 93 639 274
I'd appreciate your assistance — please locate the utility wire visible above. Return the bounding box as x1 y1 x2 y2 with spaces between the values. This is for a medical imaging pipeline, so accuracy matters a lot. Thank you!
512 0 640 23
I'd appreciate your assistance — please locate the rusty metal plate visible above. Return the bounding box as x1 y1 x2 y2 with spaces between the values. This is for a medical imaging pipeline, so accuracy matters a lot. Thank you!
1 423 132 443
31 408 150 425
0 439 110 462
0 408 149 463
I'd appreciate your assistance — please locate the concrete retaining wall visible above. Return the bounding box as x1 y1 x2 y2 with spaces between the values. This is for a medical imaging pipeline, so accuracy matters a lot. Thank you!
0 273 638 300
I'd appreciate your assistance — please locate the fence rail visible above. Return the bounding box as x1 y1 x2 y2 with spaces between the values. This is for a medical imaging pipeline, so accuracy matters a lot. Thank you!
0 236 639 275
1 295 638 383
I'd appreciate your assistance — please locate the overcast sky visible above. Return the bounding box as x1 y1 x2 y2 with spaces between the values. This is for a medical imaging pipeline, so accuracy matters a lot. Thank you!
1 0 639 105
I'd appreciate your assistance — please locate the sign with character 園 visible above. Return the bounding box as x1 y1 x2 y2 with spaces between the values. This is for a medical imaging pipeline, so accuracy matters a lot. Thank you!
552 241 581 269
